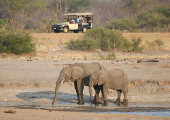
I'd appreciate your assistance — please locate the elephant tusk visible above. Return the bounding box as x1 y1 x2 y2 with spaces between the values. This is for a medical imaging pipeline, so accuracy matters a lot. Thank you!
61 81 64 84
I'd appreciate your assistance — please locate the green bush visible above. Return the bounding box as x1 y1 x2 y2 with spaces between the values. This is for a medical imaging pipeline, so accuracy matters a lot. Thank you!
119 37 144 52
146 39 164 50
106 52 116 60
0 30 35 55
66 28 144 52
136 11 168 27
66 37 98 51
154 39 164 47
106 18 138 30
106 4 170 31
129 37 144 52
97 52 116 60
67 28 128 51
0 19 5 28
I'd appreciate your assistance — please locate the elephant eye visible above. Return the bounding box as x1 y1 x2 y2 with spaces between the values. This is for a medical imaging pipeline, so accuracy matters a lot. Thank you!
66 74 67 75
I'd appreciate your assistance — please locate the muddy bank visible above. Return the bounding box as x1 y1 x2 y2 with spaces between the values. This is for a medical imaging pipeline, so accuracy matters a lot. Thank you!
1 107 169 120
7 104 170 113
0 103 170 118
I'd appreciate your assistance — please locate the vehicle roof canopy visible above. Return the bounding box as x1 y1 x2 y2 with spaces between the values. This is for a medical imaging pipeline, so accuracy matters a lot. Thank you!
63 12 93 16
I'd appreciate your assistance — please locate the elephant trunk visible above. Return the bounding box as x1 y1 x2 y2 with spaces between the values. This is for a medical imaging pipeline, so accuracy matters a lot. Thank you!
52 80 62 105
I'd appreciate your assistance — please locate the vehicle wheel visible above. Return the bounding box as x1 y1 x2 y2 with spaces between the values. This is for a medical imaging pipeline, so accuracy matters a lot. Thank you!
82 27 87 33
63 27 69 33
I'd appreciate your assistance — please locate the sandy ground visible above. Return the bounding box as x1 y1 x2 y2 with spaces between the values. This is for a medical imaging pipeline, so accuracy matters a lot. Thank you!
1 108 170 120
0 33 170 120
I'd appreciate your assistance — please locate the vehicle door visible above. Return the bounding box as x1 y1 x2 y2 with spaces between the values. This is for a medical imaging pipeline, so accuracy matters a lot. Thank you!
69 23 78 30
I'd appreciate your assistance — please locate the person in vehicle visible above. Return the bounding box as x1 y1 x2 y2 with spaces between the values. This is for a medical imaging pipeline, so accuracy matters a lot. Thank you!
81 15 85 22
77 16 79 23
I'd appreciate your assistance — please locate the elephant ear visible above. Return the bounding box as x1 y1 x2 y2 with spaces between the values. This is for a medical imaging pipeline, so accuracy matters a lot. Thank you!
71 66 84 82
98 71 107 85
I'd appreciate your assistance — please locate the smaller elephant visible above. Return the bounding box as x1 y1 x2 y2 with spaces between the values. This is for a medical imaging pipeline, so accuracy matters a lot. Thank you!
89 69 128 106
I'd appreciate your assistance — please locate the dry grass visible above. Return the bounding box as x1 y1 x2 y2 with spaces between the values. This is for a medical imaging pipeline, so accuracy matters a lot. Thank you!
31 33 170 50
29 33 170 60
123 33 170 50
31 33 83 46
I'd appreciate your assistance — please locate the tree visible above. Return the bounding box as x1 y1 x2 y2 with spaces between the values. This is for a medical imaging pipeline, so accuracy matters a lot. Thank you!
69 0 91 12
48 0 91 21
47 0 72 20
121 0 152 17
1 0 47 30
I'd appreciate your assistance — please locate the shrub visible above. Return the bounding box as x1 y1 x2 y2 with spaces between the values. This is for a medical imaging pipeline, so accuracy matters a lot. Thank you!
66 28 144 52
66 28 128 51
66 37 98 50
0 19 5 28
130 37 144 52
106 18 138 30
154 39 164 47
97 52 116 60
97 53 105 60
105 4 170 31
146 39 164 50
119 37 144 52
106 52 116 60
0 30 36 55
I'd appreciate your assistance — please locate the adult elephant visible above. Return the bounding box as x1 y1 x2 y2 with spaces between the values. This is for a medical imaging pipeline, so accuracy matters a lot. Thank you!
89 69 128 106
52 62 105 105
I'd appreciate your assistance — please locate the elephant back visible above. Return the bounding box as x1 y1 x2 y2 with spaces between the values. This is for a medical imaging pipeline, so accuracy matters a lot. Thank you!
82 62 105 76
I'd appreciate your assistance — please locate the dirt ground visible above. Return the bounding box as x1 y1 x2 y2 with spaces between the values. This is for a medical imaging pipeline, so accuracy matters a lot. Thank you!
0 33 170 120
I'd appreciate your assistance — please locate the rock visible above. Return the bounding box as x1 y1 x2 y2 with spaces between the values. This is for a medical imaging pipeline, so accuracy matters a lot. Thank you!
49 110 52 112
137 60 142 63
145 59 159 62
4 110 16 114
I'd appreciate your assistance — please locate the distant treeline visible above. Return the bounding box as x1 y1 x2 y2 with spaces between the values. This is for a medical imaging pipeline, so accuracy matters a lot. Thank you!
106 4 170 32
0 0 170 32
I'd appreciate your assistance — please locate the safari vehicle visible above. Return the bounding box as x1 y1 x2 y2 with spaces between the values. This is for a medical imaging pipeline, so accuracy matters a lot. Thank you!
52 12 93 33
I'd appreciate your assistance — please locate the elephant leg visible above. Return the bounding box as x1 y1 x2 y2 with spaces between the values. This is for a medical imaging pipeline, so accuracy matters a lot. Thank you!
74 81 79 102
115 90 122 106
100 95 104 104
101 84 108 106
76 79 84 105
92 86 103 104
98 85 104 104
93 85 100 105
122 90 128 107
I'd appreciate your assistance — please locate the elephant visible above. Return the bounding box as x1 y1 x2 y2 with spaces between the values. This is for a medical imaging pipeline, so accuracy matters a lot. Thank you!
89 69 128 106
52 62 106 105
